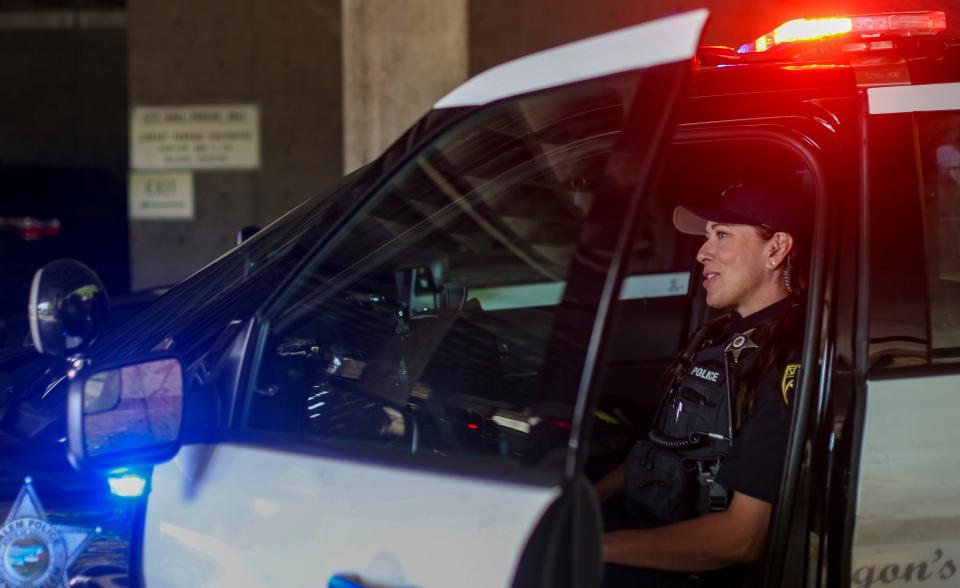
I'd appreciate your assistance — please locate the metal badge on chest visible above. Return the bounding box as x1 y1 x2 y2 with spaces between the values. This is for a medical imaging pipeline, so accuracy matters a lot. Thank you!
724 328 758 363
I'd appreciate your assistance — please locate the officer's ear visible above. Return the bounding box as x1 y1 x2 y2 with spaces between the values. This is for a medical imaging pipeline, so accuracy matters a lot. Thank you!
768 232 794 268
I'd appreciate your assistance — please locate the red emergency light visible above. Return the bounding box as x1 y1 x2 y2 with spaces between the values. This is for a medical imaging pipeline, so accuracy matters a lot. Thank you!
739 11 946 53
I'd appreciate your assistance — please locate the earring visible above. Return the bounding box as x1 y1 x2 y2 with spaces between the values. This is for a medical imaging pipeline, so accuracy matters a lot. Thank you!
784 255 794 294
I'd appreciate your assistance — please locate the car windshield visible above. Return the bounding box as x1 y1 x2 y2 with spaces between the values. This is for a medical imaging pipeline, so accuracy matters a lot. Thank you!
88 168 368 364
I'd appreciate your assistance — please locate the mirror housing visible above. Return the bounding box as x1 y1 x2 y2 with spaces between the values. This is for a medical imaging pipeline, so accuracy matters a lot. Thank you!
29 259 110 356
68 353 185 471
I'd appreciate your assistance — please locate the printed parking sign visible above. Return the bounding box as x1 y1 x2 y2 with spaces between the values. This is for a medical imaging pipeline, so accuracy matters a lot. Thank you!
0 477 98 588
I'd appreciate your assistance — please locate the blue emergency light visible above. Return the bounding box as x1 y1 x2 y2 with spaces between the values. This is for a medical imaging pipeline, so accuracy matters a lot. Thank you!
107 469 148 497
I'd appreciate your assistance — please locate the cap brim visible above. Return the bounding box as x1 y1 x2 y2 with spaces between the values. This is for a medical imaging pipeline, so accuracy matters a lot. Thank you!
672 205 763 235
672 206 709 235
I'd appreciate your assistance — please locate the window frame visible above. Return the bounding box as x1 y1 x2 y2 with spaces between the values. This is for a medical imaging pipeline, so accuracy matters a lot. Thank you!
622 121 836 586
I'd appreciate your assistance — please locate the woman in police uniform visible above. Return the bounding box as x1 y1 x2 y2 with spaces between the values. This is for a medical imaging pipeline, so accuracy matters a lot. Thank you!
597 183 810 586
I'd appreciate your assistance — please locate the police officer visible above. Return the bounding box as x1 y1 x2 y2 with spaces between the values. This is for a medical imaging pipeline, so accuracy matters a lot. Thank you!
596 183 811 586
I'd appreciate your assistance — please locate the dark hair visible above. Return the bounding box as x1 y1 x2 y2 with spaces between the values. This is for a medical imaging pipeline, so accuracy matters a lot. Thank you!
729 226 808 426
734 306 805 428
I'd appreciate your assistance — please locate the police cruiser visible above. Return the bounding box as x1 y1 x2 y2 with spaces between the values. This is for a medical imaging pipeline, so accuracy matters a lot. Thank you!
5 8 960 587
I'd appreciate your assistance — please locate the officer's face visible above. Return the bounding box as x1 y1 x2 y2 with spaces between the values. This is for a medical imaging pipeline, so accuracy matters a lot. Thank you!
697 221 779 316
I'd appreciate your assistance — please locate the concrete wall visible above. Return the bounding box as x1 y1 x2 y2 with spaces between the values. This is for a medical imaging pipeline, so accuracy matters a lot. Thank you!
342 0 467 173
127 0 468 288
127 0 343 289
0 11 126 170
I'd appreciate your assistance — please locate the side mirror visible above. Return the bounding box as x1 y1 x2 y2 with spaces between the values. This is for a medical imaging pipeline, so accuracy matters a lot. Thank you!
68 354 185 470
29 259 110 356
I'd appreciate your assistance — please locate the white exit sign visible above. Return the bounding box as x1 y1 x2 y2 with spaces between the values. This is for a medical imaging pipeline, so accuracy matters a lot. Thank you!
129 171 194 220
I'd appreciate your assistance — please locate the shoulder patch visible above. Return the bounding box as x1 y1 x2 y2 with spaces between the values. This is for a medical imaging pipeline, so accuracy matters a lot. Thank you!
781 363 800 404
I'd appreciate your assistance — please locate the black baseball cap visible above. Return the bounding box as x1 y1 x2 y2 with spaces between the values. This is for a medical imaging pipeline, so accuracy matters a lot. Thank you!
672 183 812 238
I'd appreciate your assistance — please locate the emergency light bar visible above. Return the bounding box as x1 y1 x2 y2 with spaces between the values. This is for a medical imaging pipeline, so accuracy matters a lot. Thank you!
739 11 946 53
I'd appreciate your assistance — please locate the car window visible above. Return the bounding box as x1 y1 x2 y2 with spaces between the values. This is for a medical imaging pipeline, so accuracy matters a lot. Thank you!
867 109 960 368
242 69 675 475
918 111 960 360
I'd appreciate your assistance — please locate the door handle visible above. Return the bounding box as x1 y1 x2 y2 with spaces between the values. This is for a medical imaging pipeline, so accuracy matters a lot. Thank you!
329 574 413 588
329 574 366 588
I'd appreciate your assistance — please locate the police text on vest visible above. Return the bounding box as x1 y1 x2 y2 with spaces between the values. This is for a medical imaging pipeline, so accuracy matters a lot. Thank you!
690 366 720 382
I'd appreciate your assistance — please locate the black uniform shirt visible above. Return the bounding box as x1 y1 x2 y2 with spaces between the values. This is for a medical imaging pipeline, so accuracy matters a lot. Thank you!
714 298 800 504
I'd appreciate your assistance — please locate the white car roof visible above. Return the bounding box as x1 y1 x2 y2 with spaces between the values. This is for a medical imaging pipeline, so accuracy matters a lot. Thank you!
434 9 708 109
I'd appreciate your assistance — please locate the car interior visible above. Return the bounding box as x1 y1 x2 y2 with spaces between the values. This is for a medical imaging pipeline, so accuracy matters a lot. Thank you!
243 130 817 490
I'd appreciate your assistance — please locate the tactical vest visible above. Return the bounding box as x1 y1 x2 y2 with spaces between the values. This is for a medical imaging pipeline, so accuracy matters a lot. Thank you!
660 340 736 456
625 323 762 522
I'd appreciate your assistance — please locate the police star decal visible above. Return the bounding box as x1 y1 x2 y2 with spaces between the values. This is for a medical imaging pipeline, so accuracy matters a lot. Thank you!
0 476 98 588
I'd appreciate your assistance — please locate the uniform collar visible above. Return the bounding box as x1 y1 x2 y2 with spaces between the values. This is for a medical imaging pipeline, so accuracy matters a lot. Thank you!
727 297 796 333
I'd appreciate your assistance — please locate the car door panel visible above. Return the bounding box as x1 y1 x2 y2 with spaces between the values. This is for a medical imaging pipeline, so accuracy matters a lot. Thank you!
852 376 960 583
145 444 560 588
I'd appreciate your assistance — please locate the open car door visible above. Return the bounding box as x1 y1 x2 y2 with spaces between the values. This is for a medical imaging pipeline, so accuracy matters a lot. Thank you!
72 10 710 588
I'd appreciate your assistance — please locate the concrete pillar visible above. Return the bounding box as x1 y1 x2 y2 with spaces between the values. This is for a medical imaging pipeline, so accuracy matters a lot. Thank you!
342 0 468 173
127 0 342 289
